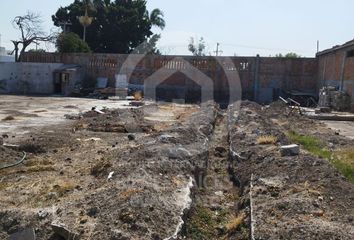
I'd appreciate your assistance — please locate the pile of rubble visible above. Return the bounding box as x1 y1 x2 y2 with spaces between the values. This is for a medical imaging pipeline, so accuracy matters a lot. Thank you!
318 86 351 112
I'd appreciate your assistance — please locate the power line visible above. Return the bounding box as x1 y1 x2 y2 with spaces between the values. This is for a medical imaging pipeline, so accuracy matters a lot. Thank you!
220 42 312 54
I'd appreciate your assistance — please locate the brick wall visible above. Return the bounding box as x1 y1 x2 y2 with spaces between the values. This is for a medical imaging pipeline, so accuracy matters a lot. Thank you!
318 47 354 109
21 52 318 104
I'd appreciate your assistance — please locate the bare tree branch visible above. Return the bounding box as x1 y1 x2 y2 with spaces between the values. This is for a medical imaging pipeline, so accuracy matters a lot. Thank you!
11 11 54 61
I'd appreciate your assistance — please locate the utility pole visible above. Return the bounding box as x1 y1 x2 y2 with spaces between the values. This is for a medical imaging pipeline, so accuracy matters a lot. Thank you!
214 42 223 56
58 20 72 33
317 40 320 53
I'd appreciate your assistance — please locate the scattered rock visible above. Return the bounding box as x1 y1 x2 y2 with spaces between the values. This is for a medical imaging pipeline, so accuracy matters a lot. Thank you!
51 222 79 240
87 207 99 217
280 144 300 156
127 134 135 141
46 192 59 200
158 134 175 143
107 171 114 180
167 147 191 159
215 191 224 197
37 209 48 219
312 209 324 217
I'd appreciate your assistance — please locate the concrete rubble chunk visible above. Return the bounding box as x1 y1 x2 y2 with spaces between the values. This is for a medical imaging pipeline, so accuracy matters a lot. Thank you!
280 144 300 156
10 228 36 240
51 222 79 240
37 209 48 219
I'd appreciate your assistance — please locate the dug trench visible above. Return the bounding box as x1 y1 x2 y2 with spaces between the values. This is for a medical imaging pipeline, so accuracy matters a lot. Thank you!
180 108 248 239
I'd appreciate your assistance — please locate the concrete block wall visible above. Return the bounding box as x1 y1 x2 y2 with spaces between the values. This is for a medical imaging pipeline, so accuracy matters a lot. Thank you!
0 62 63 94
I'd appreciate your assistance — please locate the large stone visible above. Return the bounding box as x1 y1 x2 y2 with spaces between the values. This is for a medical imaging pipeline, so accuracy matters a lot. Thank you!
280 144 300 156
51 222 79 240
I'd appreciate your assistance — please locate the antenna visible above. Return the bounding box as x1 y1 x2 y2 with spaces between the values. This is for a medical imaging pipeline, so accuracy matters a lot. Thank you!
214 42 223 56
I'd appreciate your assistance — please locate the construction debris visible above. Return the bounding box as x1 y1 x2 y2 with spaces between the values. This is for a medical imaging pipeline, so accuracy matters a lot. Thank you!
319 86 351 111
280 144 300 156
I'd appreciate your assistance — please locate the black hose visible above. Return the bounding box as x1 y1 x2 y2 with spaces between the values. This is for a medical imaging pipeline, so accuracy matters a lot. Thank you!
0 152 27 170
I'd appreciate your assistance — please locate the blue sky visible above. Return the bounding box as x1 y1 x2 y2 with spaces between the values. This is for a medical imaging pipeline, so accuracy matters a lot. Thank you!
1 0 353 57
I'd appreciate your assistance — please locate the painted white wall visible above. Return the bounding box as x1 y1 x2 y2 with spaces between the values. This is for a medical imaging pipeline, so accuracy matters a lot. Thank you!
0 62 63 94
0 55 15 62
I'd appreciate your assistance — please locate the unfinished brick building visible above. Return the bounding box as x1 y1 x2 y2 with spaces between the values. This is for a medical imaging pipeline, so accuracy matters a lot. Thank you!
317 39 354 110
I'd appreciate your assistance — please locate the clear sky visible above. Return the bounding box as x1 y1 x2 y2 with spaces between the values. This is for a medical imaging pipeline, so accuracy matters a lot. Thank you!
1 0 353 57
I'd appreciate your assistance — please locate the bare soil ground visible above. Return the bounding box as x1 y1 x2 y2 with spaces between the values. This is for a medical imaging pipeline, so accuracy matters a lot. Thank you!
0 98 215 239
0 96 353 240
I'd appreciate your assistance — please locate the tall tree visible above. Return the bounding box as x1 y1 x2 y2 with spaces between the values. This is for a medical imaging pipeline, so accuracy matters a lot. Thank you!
52 0 165 53
11 12 54 61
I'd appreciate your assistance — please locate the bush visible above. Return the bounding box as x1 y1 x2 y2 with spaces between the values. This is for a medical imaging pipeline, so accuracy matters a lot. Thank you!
56 32 91 53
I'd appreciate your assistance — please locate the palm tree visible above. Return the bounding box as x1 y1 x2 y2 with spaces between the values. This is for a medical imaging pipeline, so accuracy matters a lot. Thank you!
149 9 165 30
79 0 96 41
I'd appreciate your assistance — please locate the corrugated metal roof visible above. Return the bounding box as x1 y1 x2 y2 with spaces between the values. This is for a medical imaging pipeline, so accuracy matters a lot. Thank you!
317 39 354 56
54 64 81 72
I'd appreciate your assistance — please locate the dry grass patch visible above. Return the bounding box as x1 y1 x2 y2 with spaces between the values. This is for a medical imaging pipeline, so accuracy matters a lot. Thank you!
52 181 75 197
257 135 277 145
225 212 246 233
26 165 55 173
25 158 53 167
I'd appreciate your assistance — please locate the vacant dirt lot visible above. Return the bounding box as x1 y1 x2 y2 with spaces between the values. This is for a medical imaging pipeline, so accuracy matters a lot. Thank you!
0 96 353 240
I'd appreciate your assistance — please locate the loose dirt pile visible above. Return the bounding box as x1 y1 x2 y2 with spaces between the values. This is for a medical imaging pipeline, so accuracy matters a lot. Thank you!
228 101 354 239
